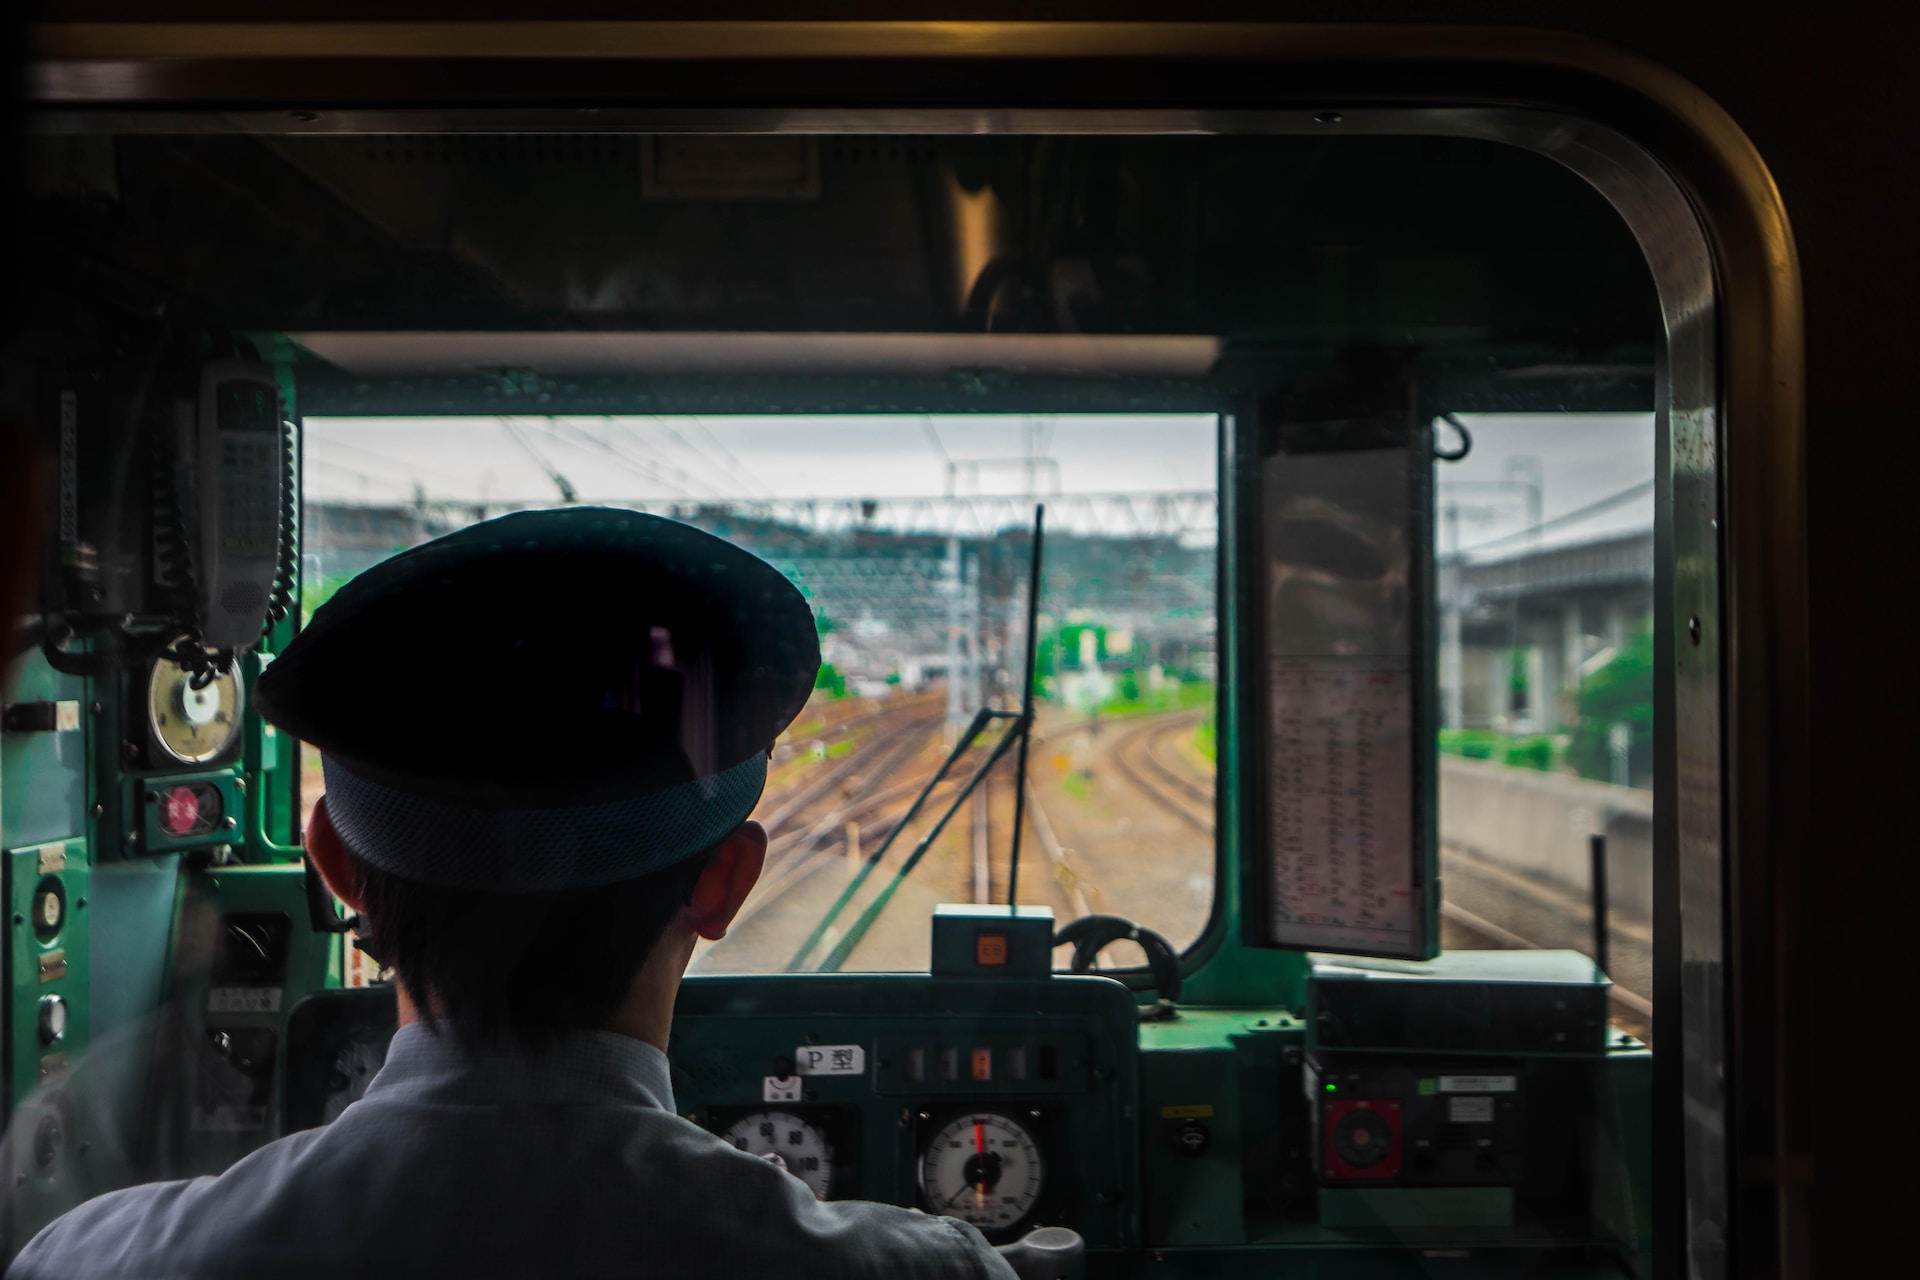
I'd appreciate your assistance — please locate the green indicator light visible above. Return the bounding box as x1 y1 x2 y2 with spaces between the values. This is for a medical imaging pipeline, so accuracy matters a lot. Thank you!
1418 1079 1438 1096
1324 1083 1337 1093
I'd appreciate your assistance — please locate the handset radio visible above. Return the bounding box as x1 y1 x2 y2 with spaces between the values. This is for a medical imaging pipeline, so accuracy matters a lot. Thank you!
184 361 288 655
39 331 296 689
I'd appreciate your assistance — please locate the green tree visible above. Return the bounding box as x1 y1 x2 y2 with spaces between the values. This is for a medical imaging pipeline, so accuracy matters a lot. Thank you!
1569 621 1654 786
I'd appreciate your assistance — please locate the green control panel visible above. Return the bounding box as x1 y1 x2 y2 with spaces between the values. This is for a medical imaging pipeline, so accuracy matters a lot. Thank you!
260 958 1646 1279
3 840 92 1248
671 976 1141 1249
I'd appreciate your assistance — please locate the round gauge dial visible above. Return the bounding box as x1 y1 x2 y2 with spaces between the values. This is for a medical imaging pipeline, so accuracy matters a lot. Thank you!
147 648 242 765
917 1112 1045 1232
722 1110 835 1199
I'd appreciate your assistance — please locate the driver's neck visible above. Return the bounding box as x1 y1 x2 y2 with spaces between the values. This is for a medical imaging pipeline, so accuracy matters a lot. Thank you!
388 926 692 1054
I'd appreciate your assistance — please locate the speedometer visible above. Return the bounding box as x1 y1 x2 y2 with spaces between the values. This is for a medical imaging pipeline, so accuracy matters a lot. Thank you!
721 1110 835 1199
916 1111 1045 1232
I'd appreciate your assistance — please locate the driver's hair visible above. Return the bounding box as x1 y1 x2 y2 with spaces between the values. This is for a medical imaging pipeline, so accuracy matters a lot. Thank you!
347 844 717 1047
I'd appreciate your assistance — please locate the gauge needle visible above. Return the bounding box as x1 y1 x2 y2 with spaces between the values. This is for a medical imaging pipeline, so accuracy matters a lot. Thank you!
975 1122 986 1204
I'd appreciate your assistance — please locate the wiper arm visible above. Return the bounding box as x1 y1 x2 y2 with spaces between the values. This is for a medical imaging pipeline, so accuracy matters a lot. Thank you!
784 703 1013 972
809 712 1029 973
784 504 1046 974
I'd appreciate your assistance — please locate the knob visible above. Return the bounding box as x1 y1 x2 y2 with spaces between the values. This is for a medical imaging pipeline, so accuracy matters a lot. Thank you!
37 995 68 1046
1175 1118 1211 1157
35 888 62 933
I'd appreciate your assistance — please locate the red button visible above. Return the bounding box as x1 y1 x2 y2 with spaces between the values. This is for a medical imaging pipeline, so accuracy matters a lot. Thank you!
162 786 201 835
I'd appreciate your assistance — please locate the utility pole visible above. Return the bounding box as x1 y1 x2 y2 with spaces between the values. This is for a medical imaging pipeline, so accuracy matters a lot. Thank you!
945 536 963 739
1440 501 1464 731
964 549 982 713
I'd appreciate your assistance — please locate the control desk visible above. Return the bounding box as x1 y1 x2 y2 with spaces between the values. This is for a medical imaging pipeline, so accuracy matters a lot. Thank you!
221 894 1649 1279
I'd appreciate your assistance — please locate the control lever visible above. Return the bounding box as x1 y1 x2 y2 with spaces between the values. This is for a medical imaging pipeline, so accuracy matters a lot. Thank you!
992 1226 1084 1280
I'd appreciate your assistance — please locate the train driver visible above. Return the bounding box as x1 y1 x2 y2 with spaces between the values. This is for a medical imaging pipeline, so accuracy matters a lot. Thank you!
8 507 1018 1280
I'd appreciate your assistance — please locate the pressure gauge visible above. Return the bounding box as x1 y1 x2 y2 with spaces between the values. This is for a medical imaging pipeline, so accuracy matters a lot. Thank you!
722 1110 836 1199
917 1111 1046 1232
147 646 243 765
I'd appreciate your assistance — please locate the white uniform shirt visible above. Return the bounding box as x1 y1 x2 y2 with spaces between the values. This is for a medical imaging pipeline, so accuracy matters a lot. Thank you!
9 1022 1017 1280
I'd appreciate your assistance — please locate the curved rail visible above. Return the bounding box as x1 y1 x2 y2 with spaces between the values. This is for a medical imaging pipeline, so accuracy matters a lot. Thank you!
1108 712 1213 834
760 694 943 836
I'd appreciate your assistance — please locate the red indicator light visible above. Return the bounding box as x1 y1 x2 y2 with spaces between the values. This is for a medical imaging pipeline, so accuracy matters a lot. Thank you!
162 787 201 835
158 784 221 838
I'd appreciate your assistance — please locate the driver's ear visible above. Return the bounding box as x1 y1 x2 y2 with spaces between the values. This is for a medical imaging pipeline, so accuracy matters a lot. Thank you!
686 821 767 942
305 796 366 914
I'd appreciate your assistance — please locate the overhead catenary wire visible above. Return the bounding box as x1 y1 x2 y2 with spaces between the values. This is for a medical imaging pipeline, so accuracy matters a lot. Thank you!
497 418 578 504
632 416 748 499
538 418 708 500
603 419 732 500
590 417 725 497
302 456 406 497
307 434 472 488
672 415 779 498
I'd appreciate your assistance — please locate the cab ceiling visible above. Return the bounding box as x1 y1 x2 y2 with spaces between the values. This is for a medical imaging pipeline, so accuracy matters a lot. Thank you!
22 130 1658 413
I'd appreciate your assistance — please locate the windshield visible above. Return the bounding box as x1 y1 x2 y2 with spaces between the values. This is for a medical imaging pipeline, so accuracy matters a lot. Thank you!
1433 412 1655 1040
300 412 1219 971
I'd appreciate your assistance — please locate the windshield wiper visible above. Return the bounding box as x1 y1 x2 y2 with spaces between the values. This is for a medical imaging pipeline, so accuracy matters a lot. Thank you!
786 505 1046 973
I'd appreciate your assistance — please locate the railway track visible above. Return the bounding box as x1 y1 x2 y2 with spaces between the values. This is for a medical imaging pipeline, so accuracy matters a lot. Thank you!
950 759 1100 921
1094 710 1655 1039
1013 785 1096 920
730 716 951 933
1106 711 1214 834
764 719 945 857
746 713 1106 967
732 699 1655 1045
760 694 944 836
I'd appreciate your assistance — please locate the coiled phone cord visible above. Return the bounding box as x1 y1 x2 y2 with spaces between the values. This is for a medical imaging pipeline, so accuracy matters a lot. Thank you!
261 413 299 637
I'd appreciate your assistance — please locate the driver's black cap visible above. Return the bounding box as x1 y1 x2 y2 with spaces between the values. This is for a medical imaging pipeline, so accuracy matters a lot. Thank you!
255 507 819 891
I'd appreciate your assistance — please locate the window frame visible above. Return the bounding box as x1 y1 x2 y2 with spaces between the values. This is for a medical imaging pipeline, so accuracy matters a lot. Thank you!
27 24 1809 1277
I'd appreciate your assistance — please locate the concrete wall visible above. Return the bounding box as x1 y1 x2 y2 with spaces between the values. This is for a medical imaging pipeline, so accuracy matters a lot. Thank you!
1438 756 1653 922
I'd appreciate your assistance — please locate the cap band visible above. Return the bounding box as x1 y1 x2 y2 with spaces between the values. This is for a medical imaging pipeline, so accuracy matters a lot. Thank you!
321 751 768 892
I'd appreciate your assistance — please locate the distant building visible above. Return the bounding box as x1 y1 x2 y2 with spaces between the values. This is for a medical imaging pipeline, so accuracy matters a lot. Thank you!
1440 530 1652 732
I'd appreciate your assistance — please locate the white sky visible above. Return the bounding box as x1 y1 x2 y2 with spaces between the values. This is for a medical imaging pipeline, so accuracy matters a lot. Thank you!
302 414 1219 506
303 411 1654 557
1439 413 1654 561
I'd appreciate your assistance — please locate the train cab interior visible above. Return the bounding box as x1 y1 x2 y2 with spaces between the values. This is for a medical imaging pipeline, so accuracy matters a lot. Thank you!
0 15 1851 1280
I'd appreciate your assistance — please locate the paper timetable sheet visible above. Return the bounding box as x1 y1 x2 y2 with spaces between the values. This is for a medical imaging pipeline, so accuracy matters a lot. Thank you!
1267 657 1420 954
